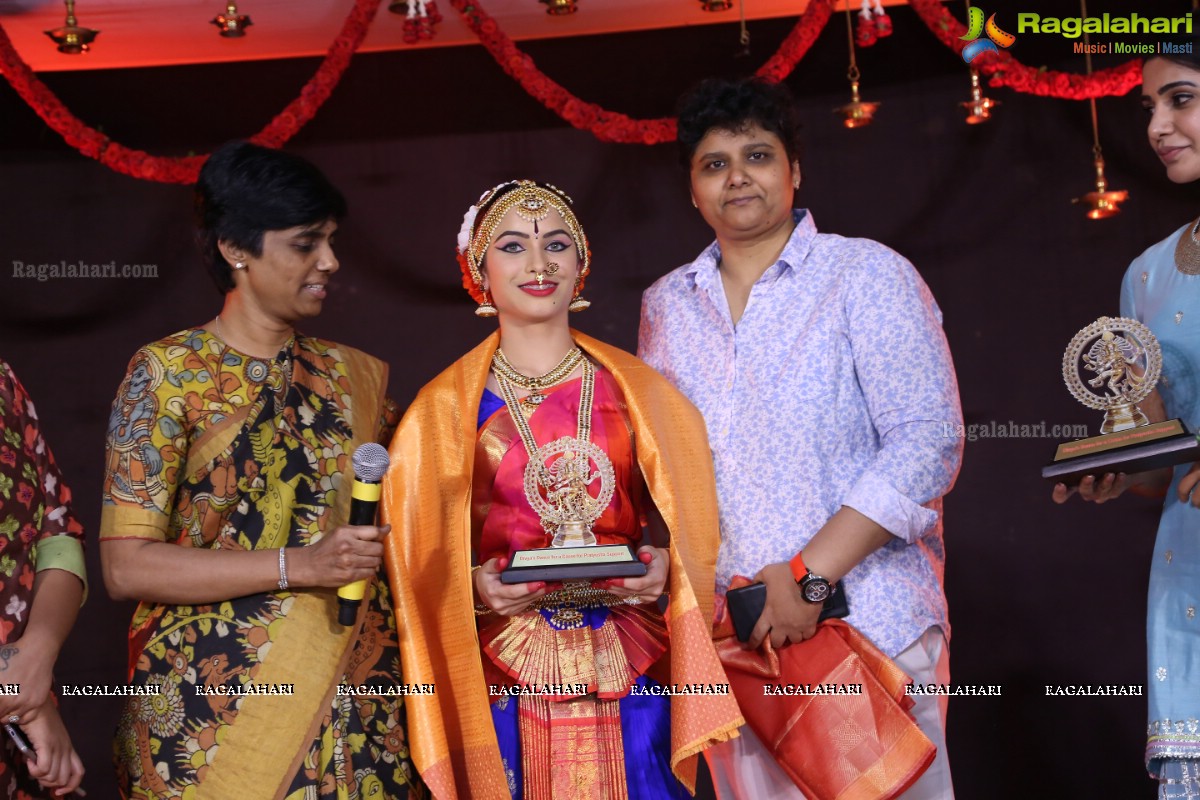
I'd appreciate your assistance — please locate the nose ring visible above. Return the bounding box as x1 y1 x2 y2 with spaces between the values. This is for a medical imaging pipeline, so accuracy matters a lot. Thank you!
534 262 560 286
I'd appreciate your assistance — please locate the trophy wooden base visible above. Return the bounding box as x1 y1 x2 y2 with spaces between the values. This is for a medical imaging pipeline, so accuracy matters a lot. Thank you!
1042 419 1200 485
500 544 648 584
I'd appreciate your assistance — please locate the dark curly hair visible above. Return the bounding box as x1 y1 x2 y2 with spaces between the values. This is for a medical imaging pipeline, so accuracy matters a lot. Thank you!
675 77 803 170
194 141 347 294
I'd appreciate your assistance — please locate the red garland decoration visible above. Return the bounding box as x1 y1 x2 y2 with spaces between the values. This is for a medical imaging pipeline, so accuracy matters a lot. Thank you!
753 0 834 82
0 0 382 183
907 0 1142 99
0 0 1148 183
448 0 833 145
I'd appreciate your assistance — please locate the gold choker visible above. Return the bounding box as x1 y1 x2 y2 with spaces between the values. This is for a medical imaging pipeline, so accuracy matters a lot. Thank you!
492 346 583 406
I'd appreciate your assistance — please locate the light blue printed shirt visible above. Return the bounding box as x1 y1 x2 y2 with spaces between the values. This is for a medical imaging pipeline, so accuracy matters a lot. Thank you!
638 210 963 657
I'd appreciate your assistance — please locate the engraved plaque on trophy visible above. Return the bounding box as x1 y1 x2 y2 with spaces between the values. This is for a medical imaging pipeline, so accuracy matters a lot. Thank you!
499 435 649 584
1042 316 1200 485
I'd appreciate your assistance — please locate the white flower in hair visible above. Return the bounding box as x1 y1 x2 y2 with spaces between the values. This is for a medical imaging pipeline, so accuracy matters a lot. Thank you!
457 183 513 257
457 204 480 256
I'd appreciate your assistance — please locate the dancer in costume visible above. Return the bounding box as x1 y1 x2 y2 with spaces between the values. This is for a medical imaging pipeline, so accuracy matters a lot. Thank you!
101 142 420 800
0 360 86 798
380 180 742 799
639 77 964 799
1054 40 1200 798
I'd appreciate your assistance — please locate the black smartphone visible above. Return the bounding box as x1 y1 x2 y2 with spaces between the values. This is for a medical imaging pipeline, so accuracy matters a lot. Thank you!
727 581 850 643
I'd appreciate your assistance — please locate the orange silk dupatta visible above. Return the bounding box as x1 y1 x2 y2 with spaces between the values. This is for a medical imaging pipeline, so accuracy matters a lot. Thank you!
381 331 742 799
713 578 935 800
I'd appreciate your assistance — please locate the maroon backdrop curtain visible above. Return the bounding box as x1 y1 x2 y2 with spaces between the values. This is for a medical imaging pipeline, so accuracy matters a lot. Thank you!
1 7 1193 798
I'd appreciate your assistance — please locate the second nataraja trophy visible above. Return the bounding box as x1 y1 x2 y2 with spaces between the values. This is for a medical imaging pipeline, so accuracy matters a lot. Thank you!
1043 316 1200 484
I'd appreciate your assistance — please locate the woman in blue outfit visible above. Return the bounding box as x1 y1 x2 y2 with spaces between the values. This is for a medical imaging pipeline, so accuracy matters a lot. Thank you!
1054 42 1200 799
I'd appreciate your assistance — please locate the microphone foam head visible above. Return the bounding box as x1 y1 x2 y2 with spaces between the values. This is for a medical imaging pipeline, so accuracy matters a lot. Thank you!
352 443 391 482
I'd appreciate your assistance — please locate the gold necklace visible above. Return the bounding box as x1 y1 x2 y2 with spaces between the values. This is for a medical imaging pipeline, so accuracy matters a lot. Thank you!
494 360 614 546
492 346 583 407
1173 216 1200 276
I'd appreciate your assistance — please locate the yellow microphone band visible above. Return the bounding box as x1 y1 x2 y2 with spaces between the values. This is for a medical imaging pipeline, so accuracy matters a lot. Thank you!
351 481 382 502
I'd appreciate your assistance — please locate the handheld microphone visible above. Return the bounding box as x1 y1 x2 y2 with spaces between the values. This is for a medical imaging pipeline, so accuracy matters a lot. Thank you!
337 443 390 626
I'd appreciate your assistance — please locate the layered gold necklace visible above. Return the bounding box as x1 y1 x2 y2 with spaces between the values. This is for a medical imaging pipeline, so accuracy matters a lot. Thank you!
492 346 583 408
492 350 614 546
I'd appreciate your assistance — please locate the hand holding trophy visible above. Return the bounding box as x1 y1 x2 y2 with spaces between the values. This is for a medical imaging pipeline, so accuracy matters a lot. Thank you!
1043 316 1200 485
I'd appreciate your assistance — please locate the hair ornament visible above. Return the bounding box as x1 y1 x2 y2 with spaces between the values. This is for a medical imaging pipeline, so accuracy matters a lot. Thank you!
456 182 511 259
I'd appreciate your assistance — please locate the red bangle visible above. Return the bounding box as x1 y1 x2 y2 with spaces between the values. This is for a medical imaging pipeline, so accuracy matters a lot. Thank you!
789 552 808 583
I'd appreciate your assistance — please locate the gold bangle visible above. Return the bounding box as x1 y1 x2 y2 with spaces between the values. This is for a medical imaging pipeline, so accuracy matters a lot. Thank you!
470 565 490 616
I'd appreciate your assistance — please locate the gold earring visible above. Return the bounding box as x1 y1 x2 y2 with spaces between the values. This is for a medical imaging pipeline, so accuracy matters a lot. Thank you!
475 291 497 318
568 276 590 312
